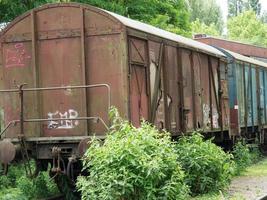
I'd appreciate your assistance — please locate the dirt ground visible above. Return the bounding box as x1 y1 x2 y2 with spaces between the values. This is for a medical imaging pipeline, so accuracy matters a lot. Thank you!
228 176 267 199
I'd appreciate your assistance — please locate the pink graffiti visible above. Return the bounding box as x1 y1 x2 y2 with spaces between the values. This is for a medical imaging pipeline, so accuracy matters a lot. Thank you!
5 43 31 68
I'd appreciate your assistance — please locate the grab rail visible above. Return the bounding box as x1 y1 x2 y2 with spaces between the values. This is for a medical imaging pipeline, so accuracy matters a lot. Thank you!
0 83 111 138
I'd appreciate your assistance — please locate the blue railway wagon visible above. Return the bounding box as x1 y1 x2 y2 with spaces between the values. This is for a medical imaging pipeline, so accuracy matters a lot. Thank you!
221 49 267 142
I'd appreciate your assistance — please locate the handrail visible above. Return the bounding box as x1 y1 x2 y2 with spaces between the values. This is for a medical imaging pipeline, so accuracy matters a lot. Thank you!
24 116 109 130
0 84 111 109
0 83 111 138
0 116 108 138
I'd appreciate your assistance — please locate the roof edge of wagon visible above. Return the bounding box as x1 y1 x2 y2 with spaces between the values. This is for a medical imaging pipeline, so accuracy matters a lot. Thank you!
0 2 124 38
224 48 267 68
105 10 226 59
0 2 226 59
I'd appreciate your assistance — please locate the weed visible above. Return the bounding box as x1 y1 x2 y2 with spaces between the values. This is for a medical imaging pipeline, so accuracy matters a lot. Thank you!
176 133 235 195
77 107 189 200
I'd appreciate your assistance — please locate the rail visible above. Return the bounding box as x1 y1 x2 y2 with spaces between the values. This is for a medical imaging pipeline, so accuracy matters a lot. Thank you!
0 83 111 138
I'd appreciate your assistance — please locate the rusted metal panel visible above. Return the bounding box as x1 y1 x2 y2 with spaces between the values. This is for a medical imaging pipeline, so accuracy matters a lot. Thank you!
219 62 230 131
244 64 252 127
148 41 165 130
236 62 245 127
181 49 194 131
129 38 148 64
38 38 86 137
264 70 267 125
258 69 265 126
228 61 240 136
209 57 220 130
199 54 211 131
86 34 127 134
163 45 180 134
130 65 149 126
251 66 258 126
192 52 203 129
0 4 127 138
128 37 149 127
1 41 38 138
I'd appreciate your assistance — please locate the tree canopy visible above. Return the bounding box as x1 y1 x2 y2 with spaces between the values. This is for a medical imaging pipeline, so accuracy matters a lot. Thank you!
228 0 261 17
188 0 224 34
191 19 220 37
0 0 191 37
228 10 267 47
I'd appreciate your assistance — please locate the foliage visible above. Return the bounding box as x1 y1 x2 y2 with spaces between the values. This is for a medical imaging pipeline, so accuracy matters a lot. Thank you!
232 141 251 175
77 107 189 200
227 10 267 47
247 0 262 15
0 188 27 200
149 14 191 37
261 11 267 23
0 0 47 22
228 0 248 17
0 163 59 200
191 19 220 36
0 0 191 37
232 141 262 175
228 0 261 17
77 0 191 37
176 133 235 195
188 0 223 34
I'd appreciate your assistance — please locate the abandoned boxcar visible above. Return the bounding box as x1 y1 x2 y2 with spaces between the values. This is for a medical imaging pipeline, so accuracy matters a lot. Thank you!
0 3 231 175
219 48 267 143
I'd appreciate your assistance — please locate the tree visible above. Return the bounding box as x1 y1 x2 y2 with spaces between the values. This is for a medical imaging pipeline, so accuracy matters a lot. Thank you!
0 0 70 22
0 0 191 37
77 0 191 36
261 11 267 23
228 0 246 17
228 0 261 17
188 0 223 34
246 0 261 16
191 19 220 36
227 10 267 47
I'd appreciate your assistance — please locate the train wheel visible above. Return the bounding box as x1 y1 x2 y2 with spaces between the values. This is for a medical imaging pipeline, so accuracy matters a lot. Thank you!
53 173 80 200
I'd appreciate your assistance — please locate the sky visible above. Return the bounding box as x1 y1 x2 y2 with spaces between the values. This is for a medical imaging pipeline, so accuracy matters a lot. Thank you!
217 0 267 22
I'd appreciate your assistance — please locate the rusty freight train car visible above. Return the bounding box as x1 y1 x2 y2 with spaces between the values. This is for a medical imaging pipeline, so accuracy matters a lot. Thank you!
218 48 267 143
0 3 230 175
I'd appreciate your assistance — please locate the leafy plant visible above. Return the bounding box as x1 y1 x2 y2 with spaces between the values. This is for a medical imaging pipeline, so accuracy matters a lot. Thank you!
77 107 189 200
232 141 262 175
0 162 59 200
232 141 252 175
176 133 235 195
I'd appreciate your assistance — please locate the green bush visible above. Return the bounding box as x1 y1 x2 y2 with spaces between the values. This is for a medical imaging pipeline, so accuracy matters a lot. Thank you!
0 163 59 200
232 141 262 175
0 188 27 200
0 175 11 189
77 108 189 200
232 141 251 175
176 133 235 195
16 171 58 199
249 146 262 164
